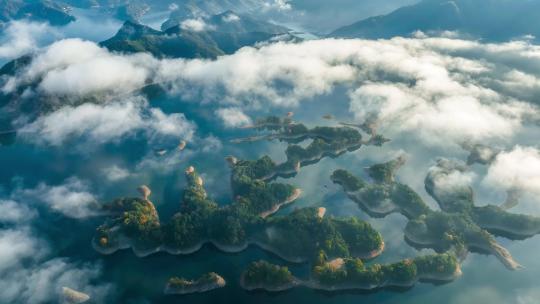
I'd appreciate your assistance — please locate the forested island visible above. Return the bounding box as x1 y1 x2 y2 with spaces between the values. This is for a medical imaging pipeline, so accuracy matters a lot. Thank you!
91 118 482 293
332 157 540 270
240 253 460 292
232 116 389 179
93 118 385 263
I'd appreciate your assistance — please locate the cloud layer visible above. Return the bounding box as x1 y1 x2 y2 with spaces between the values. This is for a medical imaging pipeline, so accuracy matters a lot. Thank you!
483 146 540 195
4 35 540 146
19 97 195 146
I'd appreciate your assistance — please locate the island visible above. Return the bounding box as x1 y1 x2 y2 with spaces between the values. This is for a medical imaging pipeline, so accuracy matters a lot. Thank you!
239 253 460 292
332 157 540 271
240 261 298 291
91 117 480 293
164 272 226 295
93 119 386 262
232 115 388 179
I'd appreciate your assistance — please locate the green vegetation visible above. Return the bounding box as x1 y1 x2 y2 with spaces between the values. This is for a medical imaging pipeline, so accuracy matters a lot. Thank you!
331 169 366 192
312 253 457 287
96 198 162 250
231 156 296 214
101 21 286 59
242 261 294 288
334 157 540 271
333 165 430 219
261 208 382 259
234 117 372 178
94 161 382 261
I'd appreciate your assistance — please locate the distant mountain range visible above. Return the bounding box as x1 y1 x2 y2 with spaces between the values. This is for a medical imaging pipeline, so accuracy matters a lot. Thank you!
101 11 293 59
0 0 75 25
330 0 540 42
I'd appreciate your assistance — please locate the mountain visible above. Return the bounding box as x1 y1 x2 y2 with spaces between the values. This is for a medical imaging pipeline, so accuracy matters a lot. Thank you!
161 0 279 31
330 0 540 42
0 0 75 26
101 14 293 59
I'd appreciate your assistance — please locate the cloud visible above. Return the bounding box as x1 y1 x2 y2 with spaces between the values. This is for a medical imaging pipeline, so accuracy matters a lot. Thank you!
0 21 56 60
427 158 476 197
0 229 46 273
18 178 99 219
0 188 112 303
135 135 221 173
0 226 111 303
19 97 195 146
349 84 528 145
216 107 252 127
0 200 36 224
263 0 292 11
0 240 111 303
5 36 540 146
483 146 540 195
102 165 130 181
3 39 156 96
180 18 214 32
222 12 240 23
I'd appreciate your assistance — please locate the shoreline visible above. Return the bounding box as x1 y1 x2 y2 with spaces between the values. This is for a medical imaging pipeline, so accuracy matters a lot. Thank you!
260 189 302 219
238 264 461 293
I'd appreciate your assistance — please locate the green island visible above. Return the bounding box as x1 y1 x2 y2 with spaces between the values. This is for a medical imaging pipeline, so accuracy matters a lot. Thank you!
241 253 459 292
332 157 540 271
241 261 298 291
164 272 226 295
93 118 384 262
92 117 466 293
232 115 389 179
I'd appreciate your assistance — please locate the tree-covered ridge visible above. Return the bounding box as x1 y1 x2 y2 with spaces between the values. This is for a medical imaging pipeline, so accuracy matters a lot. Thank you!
312 252 459 288
233 115 388 179
239 253 459 292
93 155 383 262
241 261 296 290
332 157 540 271
100 17 294 60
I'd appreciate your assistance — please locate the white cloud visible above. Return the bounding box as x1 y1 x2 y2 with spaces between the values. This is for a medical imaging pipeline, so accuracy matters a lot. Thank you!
3 39 156 96
0 21 55 60
222 13 240 23
216 107 252 127
180 18 214 32
102 165 130 181
483 146 540 195
19 97 195 146
427 158 476 196
19 178 99 219
5 36 540 146
0 229 46 273
135 135 221 173
263 0 292 11
0 200 36 224
0 186 112 303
